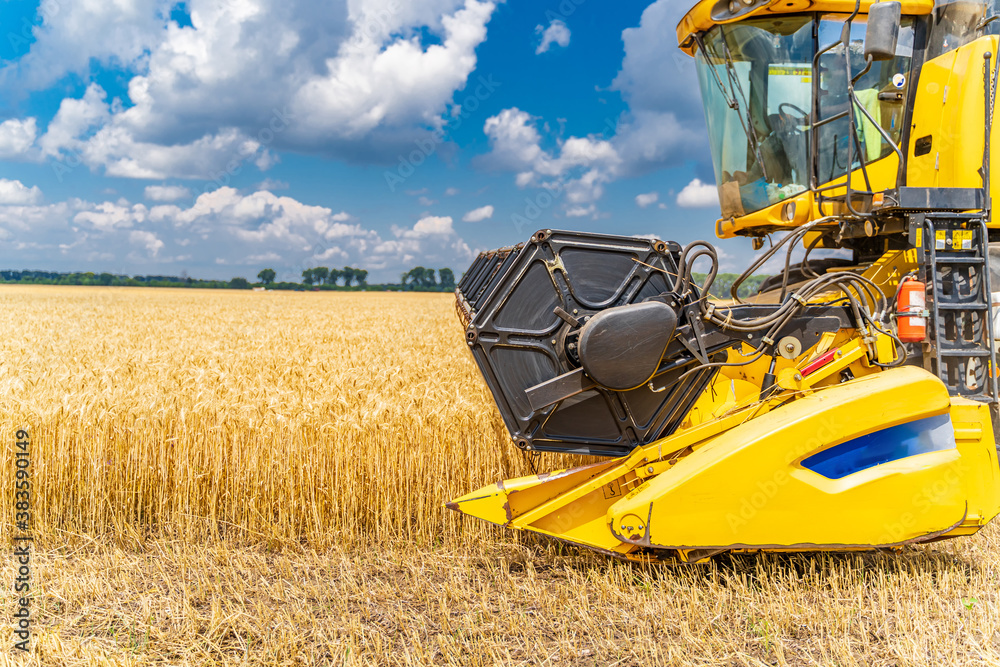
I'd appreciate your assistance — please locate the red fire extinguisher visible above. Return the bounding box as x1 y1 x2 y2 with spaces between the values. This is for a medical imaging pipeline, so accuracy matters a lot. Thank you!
896 276 927 343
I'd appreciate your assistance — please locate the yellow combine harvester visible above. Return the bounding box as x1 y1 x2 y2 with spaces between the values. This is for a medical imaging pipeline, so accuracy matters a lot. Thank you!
450 0 1000 563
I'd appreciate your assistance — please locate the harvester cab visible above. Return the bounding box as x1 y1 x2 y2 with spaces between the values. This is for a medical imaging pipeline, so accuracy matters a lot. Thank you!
449 0 1000 564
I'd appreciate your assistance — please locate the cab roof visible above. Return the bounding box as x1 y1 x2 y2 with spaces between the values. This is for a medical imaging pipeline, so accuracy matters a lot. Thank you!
676 0 937 53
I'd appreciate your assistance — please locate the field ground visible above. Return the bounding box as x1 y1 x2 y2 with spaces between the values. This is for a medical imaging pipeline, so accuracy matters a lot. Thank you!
1 286 999 666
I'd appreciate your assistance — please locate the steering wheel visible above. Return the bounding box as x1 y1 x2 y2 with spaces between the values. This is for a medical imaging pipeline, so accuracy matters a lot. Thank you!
778 102 810 126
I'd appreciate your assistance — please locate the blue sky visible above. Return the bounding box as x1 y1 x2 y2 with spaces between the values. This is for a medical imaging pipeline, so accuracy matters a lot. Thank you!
0 0 732 283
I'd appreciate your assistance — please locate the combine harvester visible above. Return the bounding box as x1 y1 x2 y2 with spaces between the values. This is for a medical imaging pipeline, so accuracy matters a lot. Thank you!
450 0 1000 563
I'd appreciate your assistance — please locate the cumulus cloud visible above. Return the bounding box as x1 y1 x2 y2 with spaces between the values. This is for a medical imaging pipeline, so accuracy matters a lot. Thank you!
462 205 494 222
129 230 165 257
0 187 474 280
410 215 454 236
635 192 658 208
479 1 708 213
676 179 719 208
0 179 42 205
373 214 471 270
144 185 191 202
74 201 148 231
535 19 570 55
480 107 622 212
0 118 38 159
2 0 501 178
38 83 110 158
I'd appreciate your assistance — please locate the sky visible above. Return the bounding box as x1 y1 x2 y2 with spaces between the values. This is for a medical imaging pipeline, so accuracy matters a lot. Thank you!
0 0 738 283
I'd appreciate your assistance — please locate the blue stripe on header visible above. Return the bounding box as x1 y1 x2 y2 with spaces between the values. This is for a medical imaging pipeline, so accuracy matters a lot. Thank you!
801 414 956 480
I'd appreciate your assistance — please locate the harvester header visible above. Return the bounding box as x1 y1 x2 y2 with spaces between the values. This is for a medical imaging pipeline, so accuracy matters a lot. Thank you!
448 0 1000 564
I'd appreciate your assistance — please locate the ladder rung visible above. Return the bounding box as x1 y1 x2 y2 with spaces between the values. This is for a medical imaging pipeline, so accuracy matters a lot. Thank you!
933 256 985 265
936 303 990 310
939 349 993 357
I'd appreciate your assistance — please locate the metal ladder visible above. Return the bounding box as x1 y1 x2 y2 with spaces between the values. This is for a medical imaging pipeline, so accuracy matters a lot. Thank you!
921 216 999 404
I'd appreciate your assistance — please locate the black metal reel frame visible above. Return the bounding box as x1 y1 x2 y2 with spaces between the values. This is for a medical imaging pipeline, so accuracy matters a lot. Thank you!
460 230 692 457
458 229 855 458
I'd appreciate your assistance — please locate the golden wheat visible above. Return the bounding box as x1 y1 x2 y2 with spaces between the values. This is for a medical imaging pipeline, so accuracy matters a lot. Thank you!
0 285 548 549
1 285 999 666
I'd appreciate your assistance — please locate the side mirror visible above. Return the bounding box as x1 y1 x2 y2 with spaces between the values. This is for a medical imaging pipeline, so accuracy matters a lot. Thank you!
865 2 902 61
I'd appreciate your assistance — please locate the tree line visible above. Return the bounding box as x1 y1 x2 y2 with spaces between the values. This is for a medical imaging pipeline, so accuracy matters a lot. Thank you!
0 267 459 292
691 273 770 300
282 267 370 287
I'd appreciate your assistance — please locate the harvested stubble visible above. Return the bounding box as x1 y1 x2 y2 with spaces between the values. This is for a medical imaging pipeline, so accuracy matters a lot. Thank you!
1 285 998 667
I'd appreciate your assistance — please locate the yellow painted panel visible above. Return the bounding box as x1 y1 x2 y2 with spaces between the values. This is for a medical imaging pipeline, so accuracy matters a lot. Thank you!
907 37 1000 225
716 155 900 238
606 366 1000 549
677 0 935 52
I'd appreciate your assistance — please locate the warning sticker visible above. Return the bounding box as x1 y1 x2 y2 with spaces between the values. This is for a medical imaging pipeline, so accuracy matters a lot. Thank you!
954 229 974 250
936 230 947 250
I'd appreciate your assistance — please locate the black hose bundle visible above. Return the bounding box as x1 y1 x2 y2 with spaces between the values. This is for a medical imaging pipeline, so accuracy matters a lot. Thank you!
669 228 907 384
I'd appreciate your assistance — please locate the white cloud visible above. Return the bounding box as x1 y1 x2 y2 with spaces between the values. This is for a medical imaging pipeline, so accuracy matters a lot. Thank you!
144 185 191 202
635 192 658 208
535 19 571 55
0 118 38 159
565 204 596 218
0 179 42 205
418 196 437 207
82 125 264 180
444 187 460 196
481 108 622 212
3 0 501 177
74 201 148 231
462 205 494 222
39 83 110 158
676 179 719 208
3 0 177 91
479 1 708 211
372 213 471 270
129 230 165 257
0 189 473 281
410 215 454 236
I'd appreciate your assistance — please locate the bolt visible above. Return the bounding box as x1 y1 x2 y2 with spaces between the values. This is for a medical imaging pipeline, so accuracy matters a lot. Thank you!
573 309 579 315
647 466 654 474
835 350 843 358
551 339 557 345
794 373 803 381
785 343 795 352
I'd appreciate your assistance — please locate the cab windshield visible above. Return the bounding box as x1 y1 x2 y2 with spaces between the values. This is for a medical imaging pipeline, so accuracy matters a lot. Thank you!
695 14 915 219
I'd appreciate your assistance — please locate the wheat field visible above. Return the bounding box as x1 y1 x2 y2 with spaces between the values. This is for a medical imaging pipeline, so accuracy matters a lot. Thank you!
1 285 999 666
